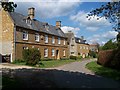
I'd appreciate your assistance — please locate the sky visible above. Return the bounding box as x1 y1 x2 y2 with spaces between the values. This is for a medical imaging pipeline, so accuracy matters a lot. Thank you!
11 0 118 45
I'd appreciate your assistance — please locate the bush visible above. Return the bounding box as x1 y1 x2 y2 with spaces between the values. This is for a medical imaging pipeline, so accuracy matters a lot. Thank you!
97 50 114 66
89 51 97 58
70 55 77 60
77 55 82 59
111 49 120 69
22 48 41 66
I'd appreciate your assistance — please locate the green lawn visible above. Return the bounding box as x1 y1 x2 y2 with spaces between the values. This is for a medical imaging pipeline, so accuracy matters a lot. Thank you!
12 59 81 68
86 61 120 81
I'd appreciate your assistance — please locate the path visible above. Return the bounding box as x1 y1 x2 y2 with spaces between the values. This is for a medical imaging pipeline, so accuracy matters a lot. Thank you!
53 58 96 75
1 59 120 88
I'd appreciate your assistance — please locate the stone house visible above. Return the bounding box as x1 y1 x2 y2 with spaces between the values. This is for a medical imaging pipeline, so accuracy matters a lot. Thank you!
89 44 99 53
0 7 68 62
65 31 89 58
65 31 77 56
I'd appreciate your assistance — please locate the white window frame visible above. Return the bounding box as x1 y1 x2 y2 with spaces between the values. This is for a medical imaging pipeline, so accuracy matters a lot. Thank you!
63 50 65 56
52 36 55 44
58 37 61 44
52 49 55 56
64 39 66 45
23 31 28 40
44 48 48 57
45 35 48 43
35 33 39 42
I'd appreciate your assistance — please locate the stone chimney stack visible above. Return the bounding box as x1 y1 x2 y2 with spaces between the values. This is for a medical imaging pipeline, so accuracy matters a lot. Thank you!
81 36 84 40
56 21 61 28
28 7 35 20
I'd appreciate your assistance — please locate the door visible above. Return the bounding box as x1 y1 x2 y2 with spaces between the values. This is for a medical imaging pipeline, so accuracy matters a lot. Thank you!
56 50 60 59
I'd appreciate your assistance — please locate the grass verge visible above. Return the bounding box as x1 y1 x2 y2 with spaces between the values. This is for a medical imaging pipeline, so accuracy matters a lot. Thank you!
86 61 120 81
12 59 82 68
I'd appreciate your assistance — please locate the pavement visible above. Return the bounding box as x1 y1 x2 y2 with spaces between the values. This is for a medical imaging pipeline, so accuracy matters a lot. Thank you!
1 58 120 88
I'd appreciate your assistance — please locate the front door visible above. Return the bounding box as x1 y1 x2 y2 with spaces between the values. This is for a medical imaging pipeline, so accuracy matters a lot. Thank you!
56 50 60 59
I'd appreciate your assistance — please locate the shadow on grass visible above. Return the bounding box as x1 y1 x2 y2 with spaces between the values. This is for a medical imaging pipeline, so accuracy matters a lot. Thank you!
86 61 120 81
2 68 120 89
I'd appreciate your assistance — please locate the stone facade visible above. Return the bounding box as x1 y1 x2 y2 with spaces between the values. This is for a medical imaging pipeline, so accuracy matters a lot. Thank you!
65 32 89 58
77 43 89 58
0 8 68 62
0 9 15 62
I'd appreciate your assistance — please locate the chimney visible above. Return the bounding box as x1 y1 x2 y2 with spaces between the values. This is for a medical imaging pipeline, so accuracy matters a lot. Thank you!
28 7 35 20
81 36 84 40
56 21 61 28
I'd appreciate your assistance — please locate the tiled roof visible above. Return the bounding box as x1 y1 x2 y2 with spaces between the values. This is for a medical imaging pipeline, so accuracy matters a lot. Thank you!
9 12 66 38
75 37 88 44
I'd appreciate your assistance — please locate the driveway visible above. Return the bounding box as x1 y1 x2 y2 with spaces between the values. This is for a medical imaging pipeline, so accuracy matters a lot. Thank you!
1 59 120 88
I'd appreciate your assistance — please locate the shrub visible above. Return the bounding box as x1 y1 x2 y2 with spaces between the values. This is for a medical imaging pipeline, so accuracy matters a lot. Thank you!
110 49 120 69
77 55 82 59
97 50 114 66
70 55 77 60
89 51 97 58
22 48 41 66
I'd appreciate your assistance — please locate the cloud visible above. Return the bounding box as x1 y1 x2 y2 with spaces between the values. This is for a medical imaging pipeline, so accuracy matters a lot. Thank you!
102 31 118 39
70 11 111 31
87 31 118 45
61 26 80 36
13 0 81 18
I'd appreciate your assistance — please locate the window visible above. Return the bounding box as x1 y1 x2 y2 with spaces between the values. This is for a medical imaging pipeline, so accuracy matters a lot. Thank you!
63 50 65 56
45 25 49 30
52 49 55 56
23 31 28 40
32 46 34 48
44 48 48 57
71 52 74 54
23 46 28 50
52 36 55 44
64 39 66 45
45 35 48 43
58 37 61 44
80 46 82 49
26 19 32 25
35 33 39 42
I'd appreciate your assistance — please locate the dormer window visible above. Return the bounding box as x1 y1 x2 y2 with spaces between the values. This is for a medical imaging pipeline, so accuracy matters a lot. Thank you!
26 19 32 25
45 25 49 30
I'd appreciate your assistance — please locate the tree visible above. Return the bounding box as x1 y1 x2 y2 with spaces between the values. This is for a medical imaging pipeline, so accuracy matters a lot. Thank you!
0 0 17 12
101 39 118 50
87 1 120 32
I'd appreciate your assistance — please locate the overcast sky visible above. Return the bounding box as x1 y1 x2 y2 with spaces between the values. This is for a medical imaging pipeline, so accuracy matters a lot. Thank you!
12 0 118 45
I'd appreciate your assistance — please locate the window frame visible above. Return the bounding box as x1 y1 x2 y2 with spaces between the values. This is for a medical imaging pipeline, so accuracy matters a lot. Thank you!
45 35 48 43
22 30 28 40
58 37 61 44
52 36 55 44
35 33 40 42
44 48 48 57
52 49 55 56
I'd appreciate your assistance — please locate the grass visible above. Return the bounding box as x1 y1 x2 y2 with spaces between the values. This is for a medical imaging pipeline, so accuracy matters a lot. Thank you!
12 59 82 68
86 61 120 81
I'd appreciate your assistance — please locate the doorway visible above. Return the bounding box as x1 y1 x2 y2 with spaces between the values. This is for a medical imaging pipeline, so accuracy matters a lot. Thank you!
56 50 60 59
